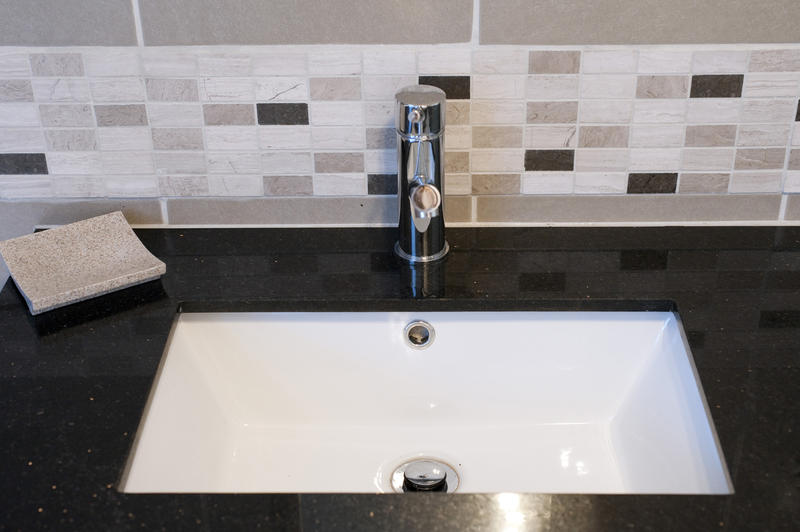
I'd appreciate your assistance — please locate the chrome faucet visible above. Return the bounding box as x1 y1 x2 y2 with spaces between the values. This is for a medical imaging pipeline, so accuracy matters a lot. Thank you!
394 85 449 263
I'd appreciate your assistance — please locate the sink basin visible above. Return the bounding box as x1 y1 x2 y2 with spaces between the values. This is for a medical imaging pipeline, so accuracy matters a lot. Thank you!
121 311 732 494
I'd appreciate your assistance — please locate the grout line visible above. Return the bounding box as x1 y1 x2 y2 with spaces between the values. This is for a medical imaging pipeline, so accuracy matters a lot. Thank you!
130 0 145 48
779 194 788 220
471 0 481 46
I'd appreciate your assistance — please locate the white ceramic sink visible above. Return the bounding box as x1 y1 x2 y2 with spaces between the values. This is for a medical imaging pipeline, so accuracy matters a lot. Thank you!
121 311 732 494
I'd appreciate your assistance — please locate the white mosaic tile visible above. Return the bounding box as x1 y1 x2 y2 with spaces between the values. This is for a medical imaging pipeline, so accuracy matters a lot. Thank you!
582 51 637 73
418 49 471 74
312 173 366 195
258 126 312 150
628 148 681 171
254 77 308 101
102 151 155 174
692 51 749 74
522 172 574 194
83 48 140 77
526 75 579 100
637 51 692 74
472 50 528 74
574 172 628 194
363 50 416 75
206 152 261 174
471 150 523 172
90 78 146 102
205 126 259 151
581 75 636 99
96 127 152 151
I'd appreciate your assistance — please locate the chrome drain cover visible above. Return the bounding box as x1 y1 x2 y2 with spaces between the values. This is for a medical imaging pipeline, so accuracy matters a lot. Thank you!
391 458 459 493
404 320 435 349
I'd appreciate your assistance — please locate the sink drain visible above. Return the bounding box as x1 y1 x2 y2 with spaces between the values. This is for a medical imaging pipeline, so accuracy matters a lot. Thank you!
404 320 435 349
391 458 459 493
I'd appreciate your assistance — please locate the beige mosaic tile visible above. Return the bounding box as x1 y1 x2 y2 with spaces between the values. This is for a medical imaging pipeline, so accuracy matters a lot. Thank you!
471 173 520 195
678 173 730 194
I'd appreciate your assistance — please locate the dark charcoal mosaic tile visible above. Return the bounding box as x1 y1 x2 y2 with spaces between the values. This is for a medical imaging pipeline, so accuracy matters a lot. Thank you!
367 174 397 195
256 103 309 125
418 76 470 99
0 153 48 174
627 173 678 194
620 250 668 270
524 149 574 171
690 75 744 98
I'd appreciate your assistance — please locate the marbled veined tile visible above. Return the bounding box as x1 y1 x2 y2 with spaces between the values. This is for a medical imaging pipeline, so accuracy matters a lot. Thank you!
473 50 528 74
678 173 730 194
581 75 635 99
734 148 787 170
0 176 52 199
262 151 313 174
636 76 689 98
29 53 84 76
206 152 261 174
444 151 469 174
472 75 525 99
472 101 524 124
264 175 313 196
309 102 363 126
574 149 628 172
692 51 748 73
418 49 471 75
447 101 471 125
310 77 361 101
687 100 741 123
197 52 251 76
526 101 578 124
104 176 159 197
737 124 791 147
52 176 106 198
629 148 681 172
151 128 204 150
525 125 576 148
729 171 782 193
749 49 800 72
147 104 203 127
682 148 734 171
313 173 367 195
529 51 581 74
258 126 311 150
471 173 520 194
630 124 684 147
314 152 364 173
685 125 737 147
205 126 259 151
580 100 632 123
363 50 416 75
96 127 152 151
578 126 628 148
39 104 93 127
199 77 254 101
82 49 139 77
31 79 90 102
90 78 145 102
638 51 691 73
158 175 210 196
0 79 33 102
743 74 800 98
740 99 796 123
0 52 31 77
526 75 579 99
146 79 199 101
445 126 470 150
101 151 155 174
574 172 628 194
208 175 264 196
45 129 96 151
472 150 522 172
0 129 45 151
633 100 686 123
472 126 522 148
254 77 307 101
94 104 148 127
308 51 361 75
362 76 416 100
154 152 206 174
582 51 637 73
521 171 574 194
45 152 102 174
141 48 198 77
252 53 307 75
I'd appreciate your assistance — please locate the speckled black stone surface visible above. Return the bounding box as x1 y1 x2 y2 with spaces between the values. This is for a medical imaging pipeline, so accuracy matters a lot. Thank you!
1 227 799 531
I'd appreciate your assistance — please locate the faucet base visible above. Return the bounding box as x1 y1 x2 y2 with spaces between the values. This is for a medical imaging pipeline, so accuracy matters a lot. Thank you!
394 241 449 263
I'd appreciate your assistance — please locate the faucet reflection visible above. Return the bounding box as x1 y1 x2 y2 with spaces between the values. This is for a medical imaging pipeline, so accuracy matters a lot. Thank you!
394 85 449 263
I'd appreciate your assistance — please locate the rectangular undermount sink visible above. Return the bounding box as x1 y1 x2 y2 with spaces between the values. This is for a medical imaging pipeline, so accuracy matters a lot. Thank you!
121 311 732 494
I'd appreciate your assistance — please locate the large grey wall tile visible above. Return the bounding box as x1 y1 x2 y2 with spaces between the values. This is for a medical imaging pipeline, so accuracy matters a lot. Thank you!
476 195 780 223
94 104 148 127
0 0 136 45
167 196 396 224
480 1 800 44
140 0 472 44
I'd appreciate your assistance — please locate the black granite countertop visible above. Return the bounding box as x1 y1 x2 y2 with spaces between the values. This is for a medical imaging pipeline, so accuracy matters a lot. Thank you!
1 227 798 531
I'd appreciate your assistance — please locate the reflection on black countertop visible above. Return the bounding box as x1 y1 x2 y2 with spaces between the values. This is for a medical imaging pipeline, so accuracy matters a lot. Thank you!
1 227 798 531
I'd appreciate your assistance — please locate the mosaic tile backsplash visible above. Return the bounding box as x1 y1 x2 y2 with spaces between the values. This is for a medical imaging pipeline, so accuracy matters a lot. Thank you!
1 45 800 224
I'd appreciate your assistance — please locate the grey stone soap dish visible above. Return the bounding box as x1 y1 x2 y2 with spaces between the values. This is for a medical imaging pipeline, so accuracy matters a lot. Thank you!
0 211 166 315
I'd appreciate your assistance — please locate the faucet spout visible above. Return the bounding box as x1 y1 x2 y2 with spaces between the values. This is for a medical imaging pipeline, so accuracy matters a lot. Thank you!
394 85 449 263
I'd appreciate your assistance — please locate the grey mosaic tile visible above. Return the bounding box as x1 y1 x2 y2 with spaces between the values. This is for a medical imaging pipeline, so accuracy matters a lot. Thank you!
578 126 629 148
366 128 394 149
789 149 800 170
529 51 580 74
729 171 782 193
29 53 84 76
203 104 254 126
94 104 148 127
737 124 791 147
151 128 204 150
636 75 689 98
472 126 523 148
749 50 800 72
256 103 309 125
314 152 365 173
734 148 787 170
524 150 574 171
0 153 48 174
417 76 470 99
526 101 579 123
690 75 744 98
158 175 210 196
0 79 33 102
310 77 361 100
678 173 730 194
44 129 96 151
366 174 397 195
685 125 737 147
264 175 313 196
39 104 93 127
471 173 520 194
627 173 677 193
146 79 199 101
447 101 470 125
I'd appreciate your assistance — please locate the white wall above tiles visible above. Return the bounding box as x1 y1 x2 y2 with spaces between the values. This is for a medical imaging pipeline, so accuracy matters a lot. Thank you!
0 43 799 227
